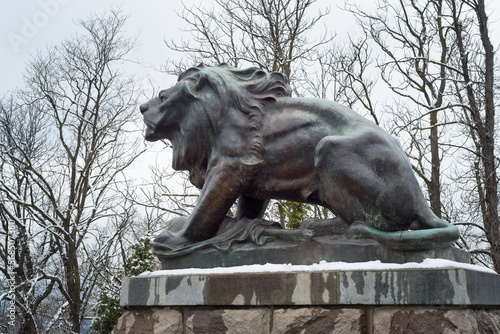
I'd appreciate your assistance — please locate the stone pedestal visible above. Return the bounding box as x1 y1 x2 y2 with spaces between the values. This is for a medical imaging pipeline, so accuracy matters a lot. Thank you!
114 261 500 333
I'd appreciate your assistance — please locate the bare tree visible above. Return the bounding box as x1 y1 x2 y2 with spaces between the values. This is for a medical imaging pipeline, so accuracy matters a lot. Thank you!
0 95 58 333
166 0 331 79
297 37 378 123
447 0 500 271
347 0 499 271
0 11 143 332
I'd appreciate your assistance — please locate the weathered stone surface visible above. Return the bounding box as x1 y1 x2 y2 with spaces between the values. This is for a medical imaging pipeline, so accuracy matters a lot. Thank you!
466 270 500 305
120 274 207 306
472 309 500 333
374 308 467 333
372 308 500 334
272 308 366 334
338 269 470 305
185 309 270 334
112 308 182 334
112 306 500 333
121 267 500 307
206 271 337 305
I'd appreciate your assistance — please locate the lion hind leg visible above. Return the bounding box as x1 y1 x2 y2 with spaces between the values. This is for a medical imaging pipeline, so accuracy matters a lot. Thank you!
347 218 460 250
314 134 385 225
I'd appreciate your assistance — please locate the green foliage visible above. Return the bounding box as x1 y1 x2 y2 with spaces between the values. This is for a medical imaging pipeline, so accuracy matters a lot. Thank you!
124 238 155 276
281 201 311 229
91 289 123 334
91 238 155 334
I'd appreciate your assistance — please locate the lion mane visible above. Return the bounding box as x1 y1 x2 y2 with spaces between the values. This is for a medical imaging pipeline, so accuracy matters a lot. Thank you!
178 64 291 167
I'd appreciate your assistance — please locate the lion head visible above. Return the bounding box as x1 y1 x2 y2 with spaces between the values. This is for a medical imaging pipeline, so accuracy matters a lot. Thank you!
139 64 292 181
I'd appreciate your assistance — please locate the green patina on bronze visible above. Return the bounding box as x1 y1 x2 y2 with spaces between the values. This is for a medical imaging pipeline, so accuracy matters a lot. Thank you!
139 64 459 255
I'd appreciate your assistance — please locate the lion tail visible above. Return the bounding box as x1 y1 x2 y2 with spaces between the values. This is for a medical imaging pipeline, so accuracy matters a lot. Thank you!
346 217 460 250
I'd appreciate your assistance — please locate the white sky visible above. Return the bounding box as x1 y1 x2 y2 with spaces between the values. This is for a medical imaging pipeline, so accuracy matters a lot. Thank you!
1 0 498 95
0 0 360 95
0 0 185 93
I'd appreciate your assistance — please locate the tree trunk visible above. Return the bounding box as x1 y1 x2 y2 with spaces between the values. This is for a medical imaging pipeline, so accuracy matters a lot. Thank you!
429 110 441 218
65 237 82 333
453 0 500 272
19 317 37 334
474 0 500 273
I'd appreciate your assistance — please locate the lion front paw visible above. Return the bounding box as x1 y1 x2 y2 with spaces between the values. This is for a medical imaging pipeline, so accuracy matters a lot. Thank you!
154 230 193 250
153 216 194 249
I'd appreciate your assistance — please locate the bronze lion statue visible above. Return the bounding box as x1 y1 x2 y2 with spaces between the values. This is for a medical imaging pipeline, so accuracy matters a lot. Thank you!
140 64 459 250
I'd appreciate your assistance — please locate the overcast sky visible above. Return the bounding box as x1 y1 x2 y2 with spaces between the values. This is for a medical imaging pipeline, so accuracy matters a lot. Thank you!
0 0 362 96
0 0 189 94
2 0 498 95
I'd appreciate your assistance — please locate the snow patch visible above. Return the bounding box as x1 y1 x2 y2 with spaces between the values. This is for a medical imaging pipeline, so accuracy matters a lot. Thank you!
139 258 496 277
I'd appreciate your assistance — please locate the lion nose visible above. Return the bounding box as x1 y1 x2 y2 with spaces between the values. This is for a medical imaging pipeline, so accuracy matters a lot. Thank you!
139 103 149 114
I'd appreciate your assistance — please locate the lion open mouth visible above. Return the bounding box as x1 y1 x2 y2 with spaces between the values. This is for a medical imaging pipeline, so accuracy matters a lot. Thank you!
144 125 159 141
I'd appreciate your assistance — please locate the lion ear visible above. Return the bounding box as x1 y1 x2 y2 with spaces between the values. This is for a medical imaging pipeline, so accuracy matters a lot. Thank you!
194 73 208 92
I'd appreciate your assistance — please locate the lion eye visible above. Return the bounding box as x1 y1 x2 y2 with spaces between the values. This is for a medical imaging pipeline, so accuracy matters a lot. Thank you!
159 92 167 102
